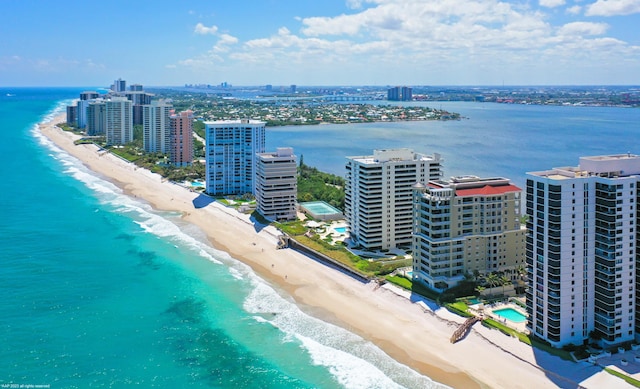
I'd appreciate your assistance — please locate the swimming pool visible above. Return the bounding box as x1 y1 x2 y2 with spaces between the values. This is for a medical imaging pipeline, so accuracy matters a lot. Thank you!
333 226 347 234
300 201 343 221
493 307 527 323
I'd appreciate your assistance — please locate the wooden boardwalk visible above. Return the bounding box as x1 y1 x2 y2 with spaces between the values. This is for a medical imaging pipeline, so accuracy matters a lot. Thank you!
450 316 481 343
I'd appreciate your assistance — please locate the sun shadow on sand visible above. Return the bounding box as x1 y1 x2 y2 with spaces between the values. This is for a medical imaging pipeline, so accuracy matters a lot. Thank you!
192 194 215 209
249 213 266 233
403 289 624 387
530 347 609 388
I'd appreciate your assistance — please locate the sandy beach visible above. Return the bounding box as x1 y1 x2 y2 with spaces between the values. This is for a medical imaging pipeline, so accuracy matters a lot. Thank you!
39 113 633 389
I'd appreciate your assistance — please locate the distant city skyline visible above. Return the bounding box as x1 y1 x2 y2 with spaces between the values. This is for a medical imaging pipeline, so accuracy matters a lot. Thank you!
1 0 639 87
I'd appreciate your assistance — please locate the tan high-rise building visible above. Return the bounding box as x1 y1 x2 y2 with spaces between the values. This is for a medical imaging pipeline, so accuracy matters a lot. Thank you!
412 176 525 291
170 110 194 167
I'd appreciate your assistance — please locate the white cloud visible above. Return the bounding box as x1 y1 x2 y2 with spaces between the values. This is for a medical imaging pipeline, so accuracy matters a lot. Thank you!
558 21 609 35
586 0 640 16
566 5 583 14
178 56 223 68
194 22 218 35
539 0 566 7
175 0 640 84
213 34 239 52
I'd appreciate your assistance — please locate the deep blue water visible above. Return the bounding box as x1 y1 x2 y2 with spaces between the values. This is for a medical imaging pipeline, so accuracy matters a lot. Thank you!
0 88 443 388
266 101 640 190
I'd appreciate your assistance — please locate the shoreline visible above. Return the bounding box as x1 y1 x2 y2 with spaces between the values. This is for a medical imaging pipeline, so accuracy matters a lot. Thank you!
39 113 626 389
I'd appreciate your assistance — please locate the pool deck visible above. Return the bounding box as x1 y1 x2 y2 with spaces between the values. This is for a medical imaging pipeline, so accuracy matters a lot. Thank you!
306 220 349 244
469 301 528 333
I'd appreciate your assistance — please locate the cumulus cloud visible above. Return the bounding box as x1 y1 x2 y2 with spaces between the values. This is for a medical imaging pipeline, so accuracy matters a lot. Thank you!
194 22 218 35
566 5 583 14
227 0 636 73
586 0 640 16
539 0 566 7
558 21 609 35
174 0 640 84
213 34 239 52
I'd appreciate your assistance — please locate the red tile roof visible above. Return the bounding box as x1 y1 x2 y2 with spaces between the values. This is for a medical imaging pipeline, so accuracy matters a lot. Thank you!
455 184 521 197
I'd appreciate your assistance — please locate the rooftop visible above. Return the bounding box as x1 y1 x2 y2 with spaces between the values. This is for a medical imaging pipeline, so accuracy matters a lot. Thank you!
204 119 266 126
455 184 521 196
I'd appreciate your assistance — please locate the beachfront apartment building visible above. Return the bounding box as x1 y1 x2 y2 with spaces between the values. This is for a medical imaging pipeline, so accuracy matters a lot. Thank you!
204 119 266 196
125 91 154 126
105 97 133 146
255 148 298 221
112 78 126 92
142 100 173 154
66 105 77 127
412 176 525 291
169 110 194 167
526 154 640 348
86 99 106 136
76 91 101 129
345 149 443 252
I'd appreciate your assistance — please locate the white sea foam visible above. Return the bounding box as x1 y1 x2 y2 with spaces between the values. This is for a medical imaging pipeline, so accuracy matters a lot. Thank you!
243 281 449 389
35 109 227 268
296 334 404 389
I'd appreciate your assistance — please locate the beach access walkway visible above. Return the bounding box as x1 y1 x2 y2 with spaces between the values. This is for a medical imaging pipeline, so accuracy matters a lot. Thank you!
450 316 481 343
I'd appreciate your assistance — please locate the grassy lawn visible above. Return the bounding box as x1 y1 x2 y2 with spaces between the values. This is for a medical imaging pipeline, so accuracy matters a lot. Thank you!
109 147 141 162
293 234 367 270
276 220 308 236
604 367 640 388
385 275 412 290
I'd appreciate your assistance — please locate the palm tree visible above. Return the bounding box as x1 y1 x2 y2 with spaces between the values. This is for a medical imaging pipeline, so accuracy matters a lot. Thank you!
485 272 500 296
500 274 511 296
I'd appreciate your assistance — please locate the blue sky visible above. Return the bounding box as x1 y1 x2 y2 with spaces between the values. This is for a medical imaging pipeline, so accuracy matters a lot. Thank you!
1 0 639 86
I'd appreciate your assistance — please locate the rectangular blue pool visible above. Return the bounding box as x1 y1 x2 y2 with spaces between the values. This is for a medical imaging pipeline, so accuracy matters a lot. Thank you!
493 308 526 323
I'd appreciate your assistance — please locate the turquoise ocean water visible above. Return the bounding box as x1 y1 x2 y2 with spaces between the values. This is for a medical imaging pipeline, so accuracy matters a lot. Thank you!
2 88 639 388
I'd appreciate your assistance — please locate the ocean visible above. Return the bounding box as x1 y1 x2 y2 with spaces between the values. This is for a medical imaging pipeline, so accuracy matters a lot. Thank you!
2 88 639 389
0 88 445 389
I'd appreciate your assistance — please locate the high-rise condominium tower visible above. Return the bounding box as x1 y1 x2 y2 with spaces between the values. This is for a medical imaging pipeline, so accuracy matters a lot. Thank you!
345 149 443 252
412 176 524 291
526 154 640 348
170 110 194 167
255 148 298 221
204 119 266 195
105 97 133 146
142 100 172 154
